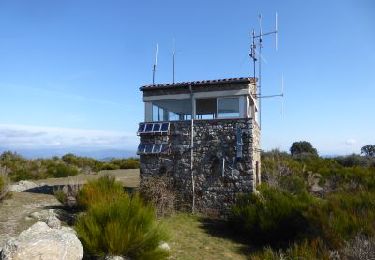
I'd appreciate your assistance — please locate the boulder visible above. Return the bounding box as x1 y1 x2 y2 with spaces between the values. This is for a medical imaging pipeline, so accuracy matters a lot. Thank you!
1 221 83 260
29 209 61 229
9 181 39 192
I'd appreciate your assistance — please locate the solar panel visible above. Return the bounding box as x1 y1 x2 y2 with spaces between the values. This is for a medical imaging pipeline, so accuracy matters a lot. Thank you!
152 123 161 132
145 144 153 153
145 123 154 132
161 122 170 132
137 144 146 154
152 144 162 153
138 123 145 133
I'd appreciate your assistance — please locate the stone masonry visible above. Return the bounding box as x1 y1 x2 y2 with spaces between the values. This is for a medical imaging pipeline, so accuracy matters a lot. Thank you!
140 118 261 215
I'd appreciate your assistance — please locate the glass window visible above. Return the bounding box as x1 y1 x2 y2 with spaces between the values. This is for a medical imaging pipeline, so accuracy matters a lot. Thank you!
218 97 240 118
195 98 217 119
152 99 191 121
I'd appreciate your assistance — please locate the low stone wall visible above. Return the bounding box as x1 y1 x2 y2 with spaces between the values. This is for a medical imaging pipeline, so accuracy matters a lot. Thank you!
140 118 259 215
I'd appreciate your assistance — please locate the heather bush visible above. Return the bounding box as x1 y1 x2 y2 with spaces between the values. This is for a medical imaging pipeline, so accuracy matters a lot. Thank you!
307 190 375 247
75 178 169 259
77 175 124 209
231 185 313 245
46 162 79 178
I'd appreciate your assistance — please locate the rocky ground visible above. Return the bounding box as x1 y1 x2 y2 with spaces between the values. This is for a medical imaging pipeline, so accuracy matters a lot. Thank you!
0 169 139 251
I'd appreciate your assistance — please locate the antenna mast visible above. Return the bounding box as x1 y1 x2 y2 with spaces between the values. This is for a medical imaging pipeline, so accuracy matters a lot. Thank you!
249 12 280 129
172 39 175 84
152 43 159 85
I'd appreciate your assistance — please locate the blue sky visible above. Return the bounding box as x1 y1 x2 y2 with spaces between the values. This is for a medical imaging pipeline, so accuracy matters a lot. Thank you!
0 0 374 156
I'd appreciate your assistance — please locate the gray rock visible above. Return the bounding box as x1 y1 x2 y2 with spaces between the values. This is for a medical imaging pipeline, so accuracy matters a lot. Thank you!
1 221 83 260
46 214 61 229
9 181 39 192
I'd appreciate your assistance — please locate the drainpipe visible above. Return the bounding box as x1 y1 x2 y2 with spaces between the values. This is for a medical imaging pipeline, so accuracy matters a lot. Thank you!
189 85 195 213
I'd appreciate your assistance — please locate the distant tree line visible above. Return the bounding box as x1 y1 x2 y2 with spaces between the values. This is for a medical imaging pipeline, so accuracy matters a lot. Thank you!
0 151 139 182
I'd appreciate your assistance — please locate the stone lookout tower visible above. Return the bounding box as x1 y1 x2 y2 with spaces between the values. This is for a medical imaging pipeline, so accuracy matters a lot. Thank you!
137 77 261 214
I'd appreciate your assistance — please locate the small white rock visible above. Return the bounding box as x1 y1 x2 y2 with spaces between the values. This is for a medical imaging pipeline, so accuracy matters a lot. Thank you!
159 242 170 251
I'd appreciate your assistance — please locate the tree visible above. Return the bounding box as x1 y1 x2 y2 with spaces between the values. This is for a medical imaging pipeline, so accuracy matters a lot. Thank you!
290 141 318 157
361 145 375 157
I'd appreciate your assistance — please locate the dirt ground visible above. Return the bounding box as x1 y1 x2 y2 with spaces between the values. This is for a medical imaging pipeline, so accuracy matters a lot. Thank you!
0 169 140 248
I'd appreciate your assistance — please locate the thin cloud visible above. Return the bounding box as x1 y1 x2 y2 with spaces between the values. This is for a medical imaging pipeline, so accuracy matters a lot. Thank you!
0 124 137 149
345 138 357 146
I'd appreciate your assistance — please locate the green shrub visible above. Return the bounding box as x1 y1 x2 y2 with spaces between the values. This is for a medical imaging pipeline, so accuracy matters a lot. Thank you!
75 193 168 259
231 185 313 245
46 162 79 178
0 167 9 201
77 175 124 209
306 190 375 247
99 162 120 171
111 158 140 169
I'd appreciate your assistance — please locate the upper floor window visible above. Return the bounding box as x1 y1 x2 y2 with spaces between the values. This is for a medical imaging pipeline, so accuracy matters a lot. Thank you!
217 97 240 118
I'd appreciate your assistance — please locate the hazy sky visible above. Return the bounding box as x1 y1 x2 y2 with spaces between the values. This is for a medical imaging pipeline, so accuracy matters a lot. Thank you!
0 0 374 155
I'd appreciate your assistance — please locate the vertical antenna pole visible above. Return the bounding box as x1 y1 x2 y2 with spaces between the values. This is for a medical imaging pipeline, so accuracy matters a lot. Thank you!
152 43 158 85
172 39 175 84
258 14 263 130
275 12 278 51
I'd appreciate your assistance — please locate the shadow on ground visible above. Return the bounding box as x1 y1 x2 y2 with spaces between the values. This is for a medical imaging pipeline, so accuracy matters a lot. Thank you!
199 217 256 256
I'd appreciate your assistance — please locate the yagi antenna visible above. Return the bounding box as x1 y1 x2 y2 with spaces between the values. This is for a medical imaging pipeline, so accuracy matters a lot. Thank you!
249 12 280 129
152 43 158 85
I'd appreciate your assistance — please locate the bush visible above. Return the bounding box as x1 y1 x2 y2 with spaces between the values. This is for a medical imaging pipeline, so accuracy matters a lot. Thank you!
112 158 140 169
290 141 318 157
47 162 79 178
140 175 176 217
231 185 313 245
77 175 124 209
0 167 9 201
307 190 375 247
75 192 168 259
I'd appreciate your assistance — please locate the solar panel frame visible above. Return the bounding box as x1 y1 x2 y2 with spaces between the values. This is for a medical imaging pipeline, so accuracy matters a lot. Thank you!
145 144 154 154
160 122 170 133
144 123 154 133
152 144 162 153
137 144 146 154
152 123 161 132
137 123 145 134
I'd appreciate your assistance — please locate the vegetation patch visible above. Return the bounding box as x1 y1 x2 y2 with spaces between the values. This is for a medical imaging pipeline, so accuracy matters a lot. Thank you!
0 151 140 181
74 175 169 259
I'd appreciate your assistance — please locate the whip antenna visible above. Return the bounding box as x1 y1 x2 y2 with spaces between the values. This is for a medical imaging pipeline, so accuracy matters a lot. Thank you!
152 43 158 85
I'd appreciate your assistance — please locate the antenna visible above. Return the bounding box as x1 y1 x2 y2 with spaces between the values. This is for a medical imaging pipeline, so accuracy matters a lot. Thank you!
281 73 284 118
249 12 279 129
152 43 158 85
172 39 175 84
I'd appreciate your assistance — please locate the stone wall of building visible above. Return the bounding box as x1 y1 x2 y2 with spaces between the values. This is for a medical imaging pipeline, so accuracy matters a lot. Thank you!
139 118 259 215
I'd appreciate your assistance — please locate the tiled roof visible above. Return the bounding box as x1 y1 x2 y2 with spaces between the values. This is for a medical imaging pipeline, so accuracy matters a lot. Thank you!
140 77 256 91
